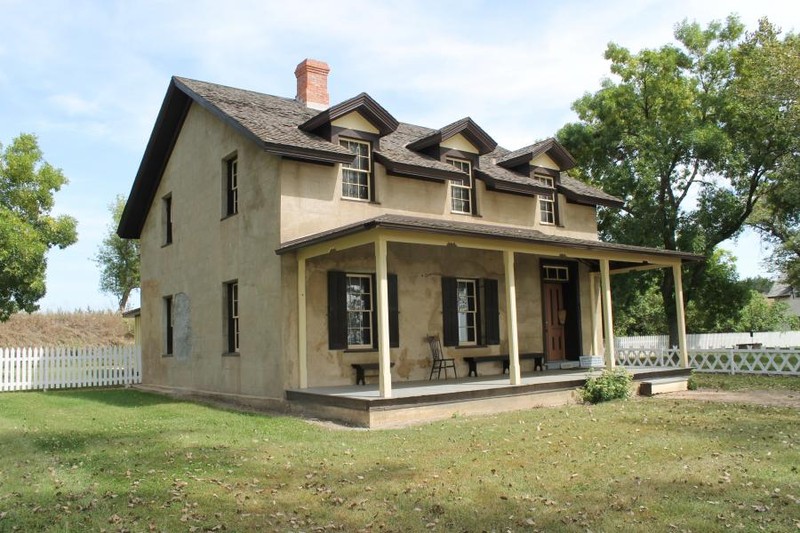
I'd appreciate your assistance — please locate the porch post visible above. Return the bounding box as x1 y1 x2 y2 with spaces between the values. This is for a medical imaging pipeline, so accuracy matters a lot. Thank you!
503 250 521 385
297 255 308 388
672 263 689 368
599 259 616 368
589 272 603 357
375 235 392 398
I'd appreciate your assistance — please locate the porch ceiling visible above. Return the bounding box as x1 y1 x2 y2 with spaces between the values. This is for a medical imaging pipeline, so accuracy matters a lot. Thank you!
276 214 703 269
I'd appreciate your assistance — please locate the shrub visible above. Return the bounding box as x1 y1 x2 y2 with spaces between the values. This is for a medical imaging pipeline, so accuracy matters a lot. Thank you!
580 368 633 403
687 372 698 390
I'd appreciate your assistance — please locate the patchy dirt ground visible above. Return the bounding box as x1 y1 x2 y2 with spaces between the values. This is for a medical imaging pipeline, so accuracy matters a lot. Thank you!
658 389 800 408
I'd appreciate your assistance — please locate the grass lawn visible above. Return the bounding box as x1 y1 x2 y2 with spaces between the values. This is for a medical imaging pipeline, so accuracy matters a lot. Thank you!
0 383 798 532
693 373 800 392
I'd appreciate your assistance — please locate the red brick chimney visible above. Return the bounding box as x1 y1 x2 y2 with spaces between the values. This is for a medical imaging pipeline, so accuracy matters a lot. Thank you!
294 59 330 110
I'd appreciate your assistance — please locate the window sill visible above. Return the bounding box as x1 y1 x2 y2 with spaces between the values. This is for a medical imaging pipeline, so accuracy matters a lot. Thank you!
162 353 174 358
161 242 173 248
222 351 240 357
220 212 239 221
341 196 372 203
455 345 489 349
344 348 378 353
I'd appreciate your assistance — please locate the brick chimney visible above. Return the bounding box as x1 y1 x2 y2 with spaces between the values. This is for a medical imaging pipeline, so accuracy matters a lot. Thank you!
294 59 330 110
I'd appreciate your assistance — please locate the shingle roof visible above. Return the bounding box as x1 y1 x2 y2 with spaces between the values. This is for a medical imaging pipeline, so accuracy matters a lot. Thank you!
275 213 703 263
767 282 794 299
119 76 624 238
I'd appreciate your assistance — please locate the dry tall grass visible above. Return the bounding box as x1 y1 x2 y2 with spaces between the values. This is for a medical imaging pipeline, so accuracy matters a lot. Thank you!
0 310 134 347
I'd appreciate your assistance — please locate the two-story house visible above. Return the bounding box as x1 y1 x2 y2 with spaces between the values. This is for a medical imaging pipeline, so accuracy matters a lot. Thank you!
119 59 697 424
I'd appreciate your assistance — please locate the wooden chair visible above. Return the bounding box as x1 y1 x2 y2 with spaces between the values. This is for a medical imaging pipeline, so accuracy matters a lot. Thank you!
426 335 457 380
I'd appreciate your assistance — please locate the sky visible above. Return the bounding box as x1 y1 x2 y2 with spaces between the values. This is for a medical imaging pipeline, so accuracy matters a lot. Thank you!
1 0 797 312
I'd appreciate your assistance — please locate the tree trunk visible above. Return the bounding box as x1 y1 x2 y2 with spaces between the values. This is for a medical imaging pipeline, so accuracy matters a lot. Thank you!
660 271 679 348
118 288 131 314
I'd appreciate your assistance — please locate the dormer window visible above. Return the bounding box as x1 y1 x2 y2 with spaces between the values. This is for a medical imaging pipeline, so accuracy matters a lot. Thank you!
534 173 556 225
447 157 473 214
339 138 371 201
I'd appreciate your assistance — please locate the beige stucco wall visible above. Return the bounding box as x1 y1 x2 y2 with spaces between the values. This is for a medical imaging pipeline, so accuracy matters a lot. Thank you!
296 243 595 388
280 158 598 243
139 103 286 399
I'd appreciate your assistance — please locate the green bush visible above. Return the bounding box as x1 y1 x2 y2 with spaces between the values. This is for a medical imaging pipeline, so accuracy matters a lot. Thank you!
687 372 698 390
580 368 633 403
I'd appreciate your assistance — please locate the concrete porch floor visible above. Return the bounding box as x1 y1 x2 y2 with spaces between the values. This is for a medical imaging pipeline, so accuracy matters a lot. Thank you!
286 366 691 428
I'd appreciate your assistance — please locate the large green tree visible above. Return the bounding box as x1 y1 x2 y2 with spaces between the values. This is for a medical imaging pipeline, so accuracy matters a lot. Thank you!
0 133 77 320
95 195 140 312
558 16 800 342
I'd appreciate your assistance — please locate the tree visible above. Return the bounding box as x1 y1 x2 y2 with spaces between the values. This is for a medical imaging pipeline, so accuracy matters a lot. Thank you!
558 16 800 343
95 195 139 312
0 133 77 321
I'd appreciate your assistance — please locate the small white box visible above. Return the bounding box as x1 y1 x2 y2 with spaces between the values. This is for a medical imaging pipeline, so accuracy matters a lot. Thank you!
580 356 604 368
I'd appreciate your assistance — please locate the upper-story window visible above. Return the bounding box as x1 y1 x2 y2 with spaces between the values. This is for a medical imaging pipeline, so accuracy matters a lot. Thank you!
534 174 555 225
224 155 238 216
447 157 472 214
339 138 371 201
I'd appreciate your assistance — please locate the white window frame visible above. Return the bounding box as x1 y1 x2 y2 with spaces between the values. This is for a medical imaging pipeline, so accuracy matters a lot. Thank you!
534 174 555 225
543 266 569 282
340 138 371 201
346 274 373 349
447 157 473 214
456 279 478 346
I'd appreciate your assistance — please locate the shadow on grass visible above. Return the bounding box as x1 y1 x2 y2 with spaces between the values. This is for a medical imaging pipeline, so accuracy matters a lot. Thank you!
44 387 181 408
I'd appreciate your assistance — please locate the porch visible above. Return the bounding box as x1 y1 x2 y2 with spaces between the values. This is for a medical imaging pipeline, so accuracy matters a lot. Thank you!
286 366 691 428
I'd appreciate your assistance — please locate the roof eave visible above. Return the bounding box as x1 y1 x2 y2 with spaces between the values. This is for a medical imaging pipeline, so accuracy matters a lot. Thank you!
374 152 468 183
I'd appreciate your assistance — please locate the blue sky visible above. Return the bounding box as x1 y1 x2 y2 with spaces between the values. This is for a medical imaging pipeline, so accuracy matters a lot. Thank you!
1 0 797 312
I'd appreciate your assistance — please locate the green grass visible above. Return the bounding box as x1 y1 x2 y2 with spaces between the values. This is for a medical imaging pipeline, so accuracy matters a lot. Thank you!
0 387 798 532
694 373 800 392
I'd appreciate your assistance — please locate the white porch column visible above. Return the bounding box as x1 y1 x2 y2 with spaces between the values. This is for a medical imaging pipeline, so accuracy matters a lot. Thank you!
599 259 616 368
375 235 392 398
589 272 603 357
297 255 308 388
672 263 689 368
504 250 521 385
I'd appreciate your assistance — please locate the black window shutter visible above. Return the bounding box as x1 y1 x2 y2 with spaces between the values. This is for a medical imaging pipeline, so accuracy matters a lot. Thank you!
441 277 458 346
388 274 399 348
327 271 347 350
483 278 500 345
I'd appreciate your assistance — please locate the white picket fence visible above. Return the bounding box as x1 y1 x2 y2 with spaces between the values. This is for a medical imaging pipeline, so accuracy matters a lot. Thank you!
0 345 142 392
616 347 800 376
616 331 800 351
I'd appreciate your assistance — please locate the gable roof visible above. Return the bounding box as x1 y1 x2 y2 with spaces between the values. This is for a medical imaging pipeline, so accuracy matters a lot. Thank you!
299 92 399 136
119 77 623 238
497 138 577 170
406 117 497 155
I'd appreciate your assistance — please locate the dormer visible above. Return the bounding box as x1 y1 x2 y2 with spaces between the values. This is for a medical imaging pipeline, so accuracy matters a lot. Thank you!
299 92 399 141
406 117 497 163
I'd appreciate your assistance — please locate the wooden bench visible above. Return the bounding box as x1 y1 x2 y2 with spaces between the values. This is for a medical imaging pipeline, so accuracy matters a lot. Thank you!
351 362 395 385
463 353 544 377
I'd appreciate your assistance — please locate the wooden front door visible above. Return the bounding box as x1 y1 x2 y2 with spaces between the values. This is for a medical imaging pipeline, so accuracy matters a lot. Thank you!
543 283 566 361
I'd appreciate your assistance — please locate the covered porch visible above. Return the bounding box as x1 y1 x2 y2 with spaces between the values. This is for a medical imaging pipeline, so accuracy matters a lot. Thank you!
287 366 691 427
278 214 700 405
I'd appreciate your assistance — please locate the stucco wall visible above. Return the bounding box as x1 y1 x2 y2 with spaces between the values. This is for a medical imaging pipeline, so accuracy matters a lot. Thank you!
139 103 285 399
297 242 595 387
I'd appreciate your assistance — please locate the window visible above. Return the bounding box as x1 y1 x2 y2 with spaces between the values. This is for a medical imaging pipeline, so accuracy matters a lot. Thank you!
162 195 173 244
164 295 174 355
441 277 499 347
225 156 238 216
339 138 371 200
447 157 472 214
225 281 239 353
542 266 569 282
534 174 555 225
456 279 477 345
327 271 399 350
346 274 373 348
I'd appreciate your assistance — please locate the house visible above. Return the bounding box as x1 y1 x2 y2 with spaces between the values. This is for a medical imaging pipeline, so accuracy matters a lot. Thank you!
766 281 800 317
118 59 698 425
